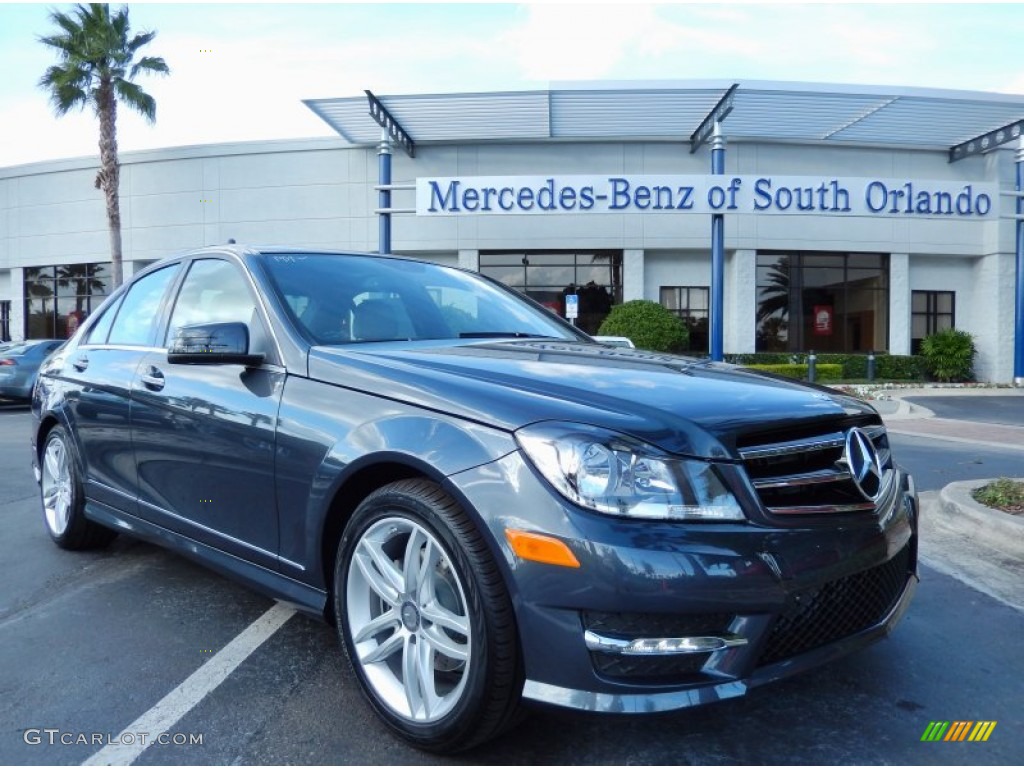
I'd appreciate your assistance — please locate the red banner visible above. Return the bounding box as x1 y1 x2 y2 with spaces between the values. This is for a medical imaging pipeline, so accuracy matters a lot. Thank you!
813 305 833 336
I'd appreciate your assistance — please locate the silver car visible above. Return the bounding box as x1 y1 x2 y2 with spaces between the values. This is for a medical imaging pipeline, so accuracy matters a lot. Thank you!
0 339 65 400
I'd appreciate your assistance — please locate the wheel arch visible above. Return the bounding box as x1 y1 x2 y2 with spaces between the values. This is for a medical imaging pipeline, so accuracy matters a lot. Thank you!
316 450 514 625
319 454 447 623
35 410 73 465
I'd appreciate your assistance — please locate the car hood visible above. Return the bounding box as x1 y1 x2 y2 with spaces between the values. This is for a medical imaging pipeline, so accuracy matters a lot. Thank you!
308 340 878 459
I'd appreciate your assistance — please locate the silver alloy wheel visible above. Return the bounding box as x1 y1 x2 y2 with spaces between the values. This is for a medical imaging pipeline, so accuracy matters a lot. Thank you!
346 516 472 724
41 435 73 537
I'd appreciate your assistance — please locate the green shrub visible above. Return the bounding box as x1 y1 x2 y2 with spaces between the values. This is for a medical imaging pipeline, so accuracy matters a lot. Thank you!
597 300 689 353
723 352 925 381
726 352 798 366
920 328 976 382
874 354 926 381
744 363 843 382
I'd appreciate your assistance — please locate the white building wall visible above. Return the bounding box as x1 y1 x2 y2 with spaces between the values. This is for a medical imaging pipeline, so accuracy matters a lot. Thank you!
643 250 710 302
970 252 1016 382
909 255 975 294
727 250 757 354
0 135 1017 380
889 253 911 356
622 249 644 301
908 253 1015 381
8 267 24 342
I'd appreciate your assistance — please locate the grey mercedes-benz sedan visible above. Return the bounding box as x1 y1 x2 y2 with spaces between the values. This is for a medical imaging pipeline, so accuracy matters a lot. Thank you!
32 246 917 752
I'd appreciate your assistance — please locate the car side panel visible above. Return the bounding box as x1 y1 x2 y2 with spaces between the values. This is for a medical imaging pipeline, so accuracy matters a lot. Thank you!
273 374 516 587
51 346 150 512
83 497 328 616
130 352 285 569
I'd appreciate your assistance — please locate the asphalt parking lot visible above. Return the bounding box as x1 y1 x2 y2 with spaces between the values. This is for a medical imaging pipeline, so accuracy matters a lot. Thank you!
1 403 1022 765
904 395 1024 427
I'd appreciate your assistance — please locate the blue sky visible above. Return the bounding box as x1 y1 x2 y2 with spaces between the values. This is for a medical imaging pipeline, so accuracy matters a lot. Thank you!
2 2 1024 167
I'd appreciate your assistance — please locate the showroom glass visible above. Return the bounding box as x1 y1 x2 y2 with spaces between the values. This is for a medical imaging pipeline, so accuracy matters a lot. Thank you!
106 264 181 346
165 259 258 344
755 252 889 353
263 254 584 345
0 300 10 341
911 290 955 354
660 286 710 353
22 262 112 339
479 251 621 335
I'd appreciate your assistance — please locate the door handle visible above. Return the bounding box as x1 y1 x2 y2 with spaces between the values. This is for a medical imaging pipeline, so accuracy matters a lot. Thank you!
140 367 165 391
72 355 89 372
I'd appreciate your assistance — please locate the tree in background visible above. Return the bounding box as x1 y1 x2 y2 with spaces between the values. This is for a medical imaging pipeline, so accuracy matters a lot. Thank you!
39 4 169 288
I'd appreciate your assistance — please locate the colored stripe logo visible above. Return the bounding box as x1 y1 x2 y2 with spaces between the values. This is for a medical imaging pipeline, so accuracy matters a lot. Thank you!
921 721 996 742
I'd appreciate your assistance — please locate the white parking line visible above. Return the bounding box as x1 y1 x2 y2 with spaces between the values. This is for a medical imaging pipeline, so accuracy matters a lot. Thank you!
82 602 296 766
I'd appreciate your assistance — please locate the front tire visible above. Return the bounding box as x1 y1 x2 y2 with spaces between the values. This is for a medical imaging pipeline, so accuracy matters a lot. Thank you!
334 479 522 752
40 425 116 550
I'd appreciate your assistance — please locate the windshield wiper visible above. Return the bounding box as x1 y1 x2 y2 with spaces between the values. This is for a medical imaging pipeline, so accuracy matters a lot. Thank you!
458 331 558 339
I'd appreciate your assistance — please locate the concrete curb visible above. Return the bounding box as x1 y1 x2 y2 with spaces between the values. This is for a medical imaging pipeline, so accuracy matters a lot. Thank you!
936 478 1024 558
884 398 934 421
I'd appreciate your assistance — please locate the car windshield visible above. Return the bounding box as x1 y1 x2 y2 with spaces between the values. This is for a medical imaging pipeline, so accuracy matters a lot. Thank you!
262 253 587 345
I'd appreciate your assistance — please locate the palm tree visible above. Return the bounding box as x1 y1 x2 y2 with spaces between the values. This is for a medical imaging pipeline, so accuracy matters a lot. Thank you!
757 258 796 351
39 4 169 288
756 259 791 324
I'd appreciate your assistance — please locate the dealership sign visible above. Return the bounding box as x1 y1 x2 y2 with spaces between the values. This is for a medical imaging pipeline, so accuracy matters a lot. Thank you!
416 175 997 219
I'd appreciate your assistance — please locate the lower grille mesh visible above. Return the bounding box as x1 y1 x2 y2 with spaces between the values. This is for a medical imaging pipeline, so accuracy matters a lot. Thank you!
758 545 911 666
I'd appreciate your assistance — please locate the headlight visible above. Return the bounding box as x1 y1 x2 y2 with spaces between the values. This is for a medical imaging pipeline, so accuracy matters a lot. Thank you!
515 422 744 521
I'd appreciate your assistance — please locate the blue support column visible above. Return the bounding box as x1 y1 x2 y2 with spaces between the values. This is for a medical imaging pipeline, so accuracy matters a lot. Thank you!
1016 142 1024 385
710 122 725 362
378 129 392 255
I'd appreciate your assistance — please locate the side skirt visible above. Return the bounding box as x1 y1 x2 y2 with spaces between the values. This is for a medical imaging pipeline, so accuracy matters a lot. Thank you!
84 499 328 619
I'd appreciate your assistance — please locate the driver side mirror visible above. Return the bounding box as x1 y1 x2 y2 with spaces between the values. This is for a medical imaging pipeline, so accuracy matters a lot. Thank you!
167 322 265 367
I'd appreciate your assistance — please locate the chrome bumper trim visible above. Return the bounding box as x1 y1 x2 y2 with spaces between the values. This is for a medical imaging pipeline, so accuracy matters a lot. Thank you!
584 630 748 656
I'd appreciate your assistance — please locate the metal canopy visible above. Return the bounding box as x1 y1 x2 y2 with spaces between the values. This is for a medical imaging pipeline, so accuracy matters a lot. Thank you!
304 79 1024 154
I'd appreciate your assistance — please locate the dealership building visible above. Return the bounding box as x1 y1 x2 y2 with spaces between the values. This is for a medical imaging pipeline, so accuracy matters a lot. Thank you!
2 80 1023 382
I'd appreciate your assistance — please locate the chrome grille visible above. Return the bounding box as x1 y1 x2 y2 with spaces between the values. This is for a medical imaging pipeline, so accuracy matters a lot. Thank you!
739 425 895 515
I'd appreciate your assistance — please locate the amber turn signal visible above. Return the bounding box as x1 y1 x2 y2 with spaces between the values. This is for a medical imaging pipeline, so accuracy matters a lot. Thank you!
505 529 581 568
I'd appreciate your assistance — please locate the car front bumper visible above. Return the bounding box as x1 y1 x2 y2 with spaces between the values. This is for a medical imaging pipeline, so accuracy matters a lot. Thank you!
447 451 918 714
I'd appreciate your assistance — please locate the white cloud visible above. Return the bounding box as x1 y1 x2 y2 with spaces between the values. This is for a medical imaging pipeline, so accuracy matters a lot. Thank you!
3 2 1024 167
498 4 686 81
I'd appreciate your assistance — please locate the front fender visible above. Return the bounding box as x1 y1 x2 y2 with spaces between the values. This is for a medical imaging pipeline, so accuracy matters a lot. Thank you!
274 376 516 588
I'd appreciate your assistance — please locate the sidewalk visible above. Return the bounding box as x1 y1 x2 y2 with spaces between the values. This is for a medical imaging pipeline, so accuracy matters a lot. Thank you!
856 385 1024 612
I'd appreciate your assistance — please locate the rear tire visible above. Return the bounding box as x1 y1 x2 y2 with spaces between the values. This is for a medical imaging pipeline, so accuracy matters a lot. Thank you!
334 479 523 753
40 425 116 550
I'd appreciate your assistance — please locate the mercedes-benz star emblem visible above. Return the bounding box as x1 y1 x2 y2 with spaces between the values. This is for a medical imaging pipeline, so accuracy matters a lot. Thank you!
843 427 884 501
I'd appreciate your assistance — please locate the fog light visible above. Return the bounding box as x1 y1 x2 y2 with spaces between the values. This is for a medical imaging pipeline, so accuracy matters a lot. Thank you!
584 630 747 656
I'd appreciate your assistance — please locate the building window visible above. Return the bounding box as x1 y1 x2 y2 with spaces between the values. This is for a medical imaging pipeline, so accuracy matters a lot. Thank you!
911 290 954 354
755 252 889 353
0 301 10 341
24 262 112 339
479 251 621 335
660 286 709 353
